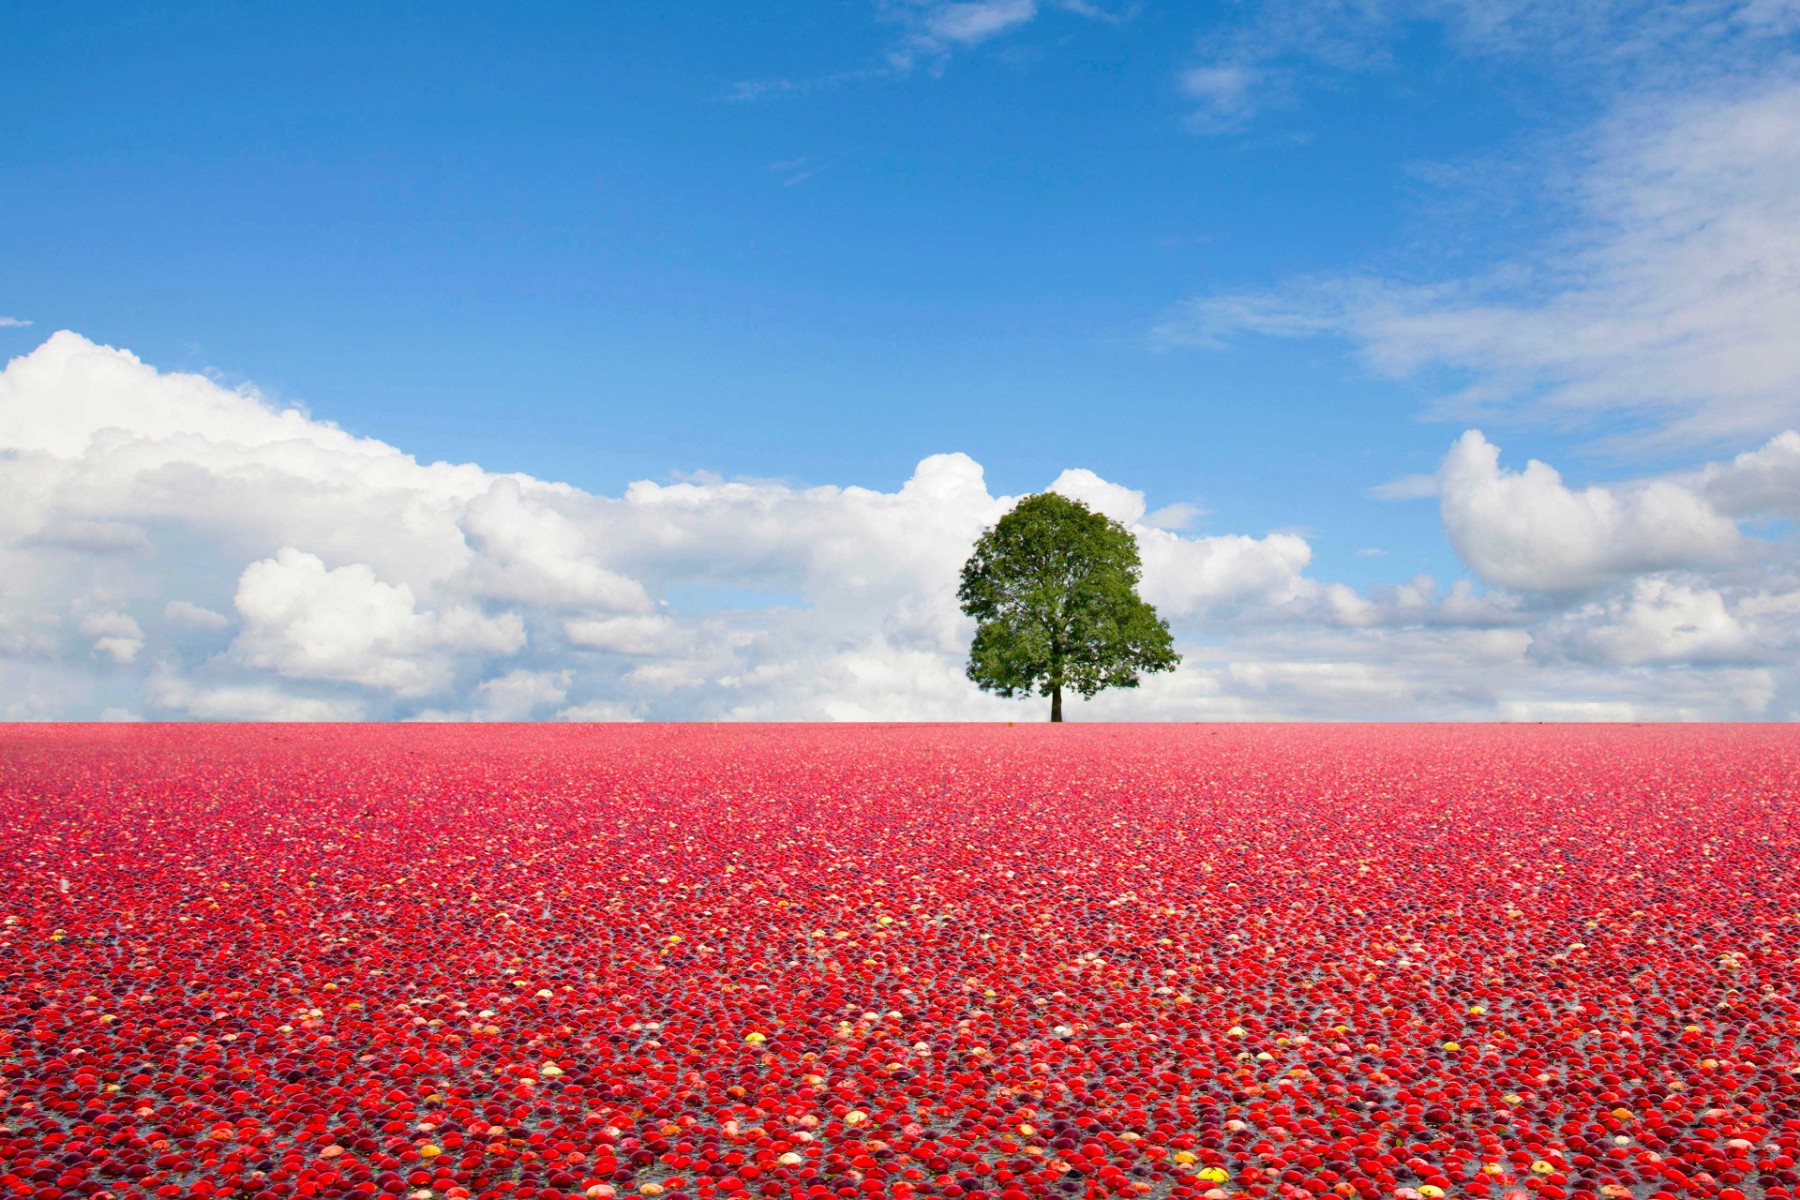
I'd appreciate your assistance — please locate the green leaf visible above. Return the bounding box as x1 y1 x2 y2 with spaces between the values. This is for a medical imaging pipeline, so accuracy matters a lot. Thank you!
958 492 1179 719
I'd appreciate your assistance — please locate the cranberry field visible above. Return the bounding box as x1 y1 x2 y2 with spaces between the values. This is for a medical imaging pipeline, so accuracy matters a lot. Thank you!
4 725 1799 1200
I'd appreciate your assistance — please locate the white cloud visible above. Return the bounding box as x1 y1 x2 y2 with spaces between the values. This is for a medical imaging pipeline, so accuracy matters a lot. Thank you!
1368 470 1442 500
564 614 680 656
1397 444 1735 598
415 668 575 722
164 599 230 630
1139 528 1314 618
231 548 525 696
1178 63 1272 131
884 0 1039 70
457 478 652 612
882 0 1121 71
732 0 1124 100
767 157 819 187
0 613 57 660
148 676 368 721
1496 698 1667 722
1142 502 1206 531
0 330 493 584
0 317 29 328
920 0 1038 45
1048 467 1145 524
557 699 643 722
1539 577 1756 665
1084 620 1780 721
1687 429 1800 519
477 668 570 716
1163 76 1800 445
7 330 1800 720
1173 0 1798 136
78 610 143 664
0 332 1318 720
1437 430 1742 591
1492 665 1778 720
30 519 150 553
91 638 140 664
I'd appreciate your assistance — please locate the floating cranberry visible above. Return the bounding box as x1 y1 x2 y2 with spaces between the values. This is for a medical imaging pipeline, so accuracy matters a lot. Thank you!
3 725 1798 1199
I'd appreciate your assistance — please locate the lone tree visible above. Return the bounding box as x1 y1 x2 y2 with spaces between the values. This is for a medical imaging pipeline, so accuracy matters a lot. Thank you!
958 492 1179 722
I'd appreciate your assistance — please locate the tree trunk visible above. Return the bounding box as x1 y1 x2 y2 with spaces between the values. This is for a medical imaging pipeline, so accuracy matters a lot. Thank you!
1050 684 1063 722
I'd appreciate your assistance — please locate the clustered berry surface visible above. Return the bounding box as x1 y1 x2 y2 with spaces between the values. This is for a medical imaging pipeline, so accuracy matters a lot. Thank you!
3 723 1798 1200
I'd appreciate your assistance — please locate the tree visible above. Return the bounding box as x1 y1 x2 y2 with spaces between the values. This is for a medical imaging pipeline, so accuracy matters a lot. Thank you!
958 492 1180 721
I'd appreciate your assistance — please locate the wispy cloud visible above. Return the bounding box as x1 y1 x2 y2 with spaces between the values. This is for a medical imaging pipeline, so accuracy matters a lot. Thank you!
1142 501 1208 531
731 0 1125 97
1161 75 1800 447
884 0 1132 68
768 157 821 186
726 67 890 103
1174 0 1800 134
0 317 31 328
886 0 1041 70
1177 63 1275 133
1369 472 1443 501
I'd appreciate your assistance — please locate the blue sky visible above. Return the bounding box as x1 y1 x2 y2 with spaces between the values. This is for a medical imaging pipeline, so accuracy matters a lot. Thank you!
1 2 1587 581
2 1 1799 720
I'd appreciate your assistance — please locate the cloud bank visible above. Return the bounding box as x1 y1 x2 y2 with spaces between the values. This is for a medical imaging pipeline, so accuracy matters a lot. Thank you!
3 331 1797 721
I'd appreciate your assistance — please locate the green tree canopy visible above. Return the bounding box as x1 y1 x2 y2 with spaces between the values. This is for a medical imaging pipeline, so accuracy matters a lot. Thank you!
958 492 1180 721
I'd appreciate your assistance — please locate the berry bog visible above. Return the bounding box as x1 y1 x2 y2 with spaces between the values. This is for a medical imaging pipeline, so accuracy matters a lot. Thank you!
2 723 1796 1200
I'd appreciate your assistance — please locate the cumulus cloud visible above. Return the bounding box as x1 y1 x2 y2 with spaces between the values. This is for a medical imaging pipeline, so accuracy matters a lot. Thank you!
7 330 1800 720
79 610 143 664
474 669 571 718
1048 468 1145 525
0 331 1322 721
1139 529 1314 619
1044 470 1314 618
1117 427 1800 720
231 548 525 696
457 479 652 612
1686 430 1800 520
1438 430 1743 592
1538 578 1757 666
